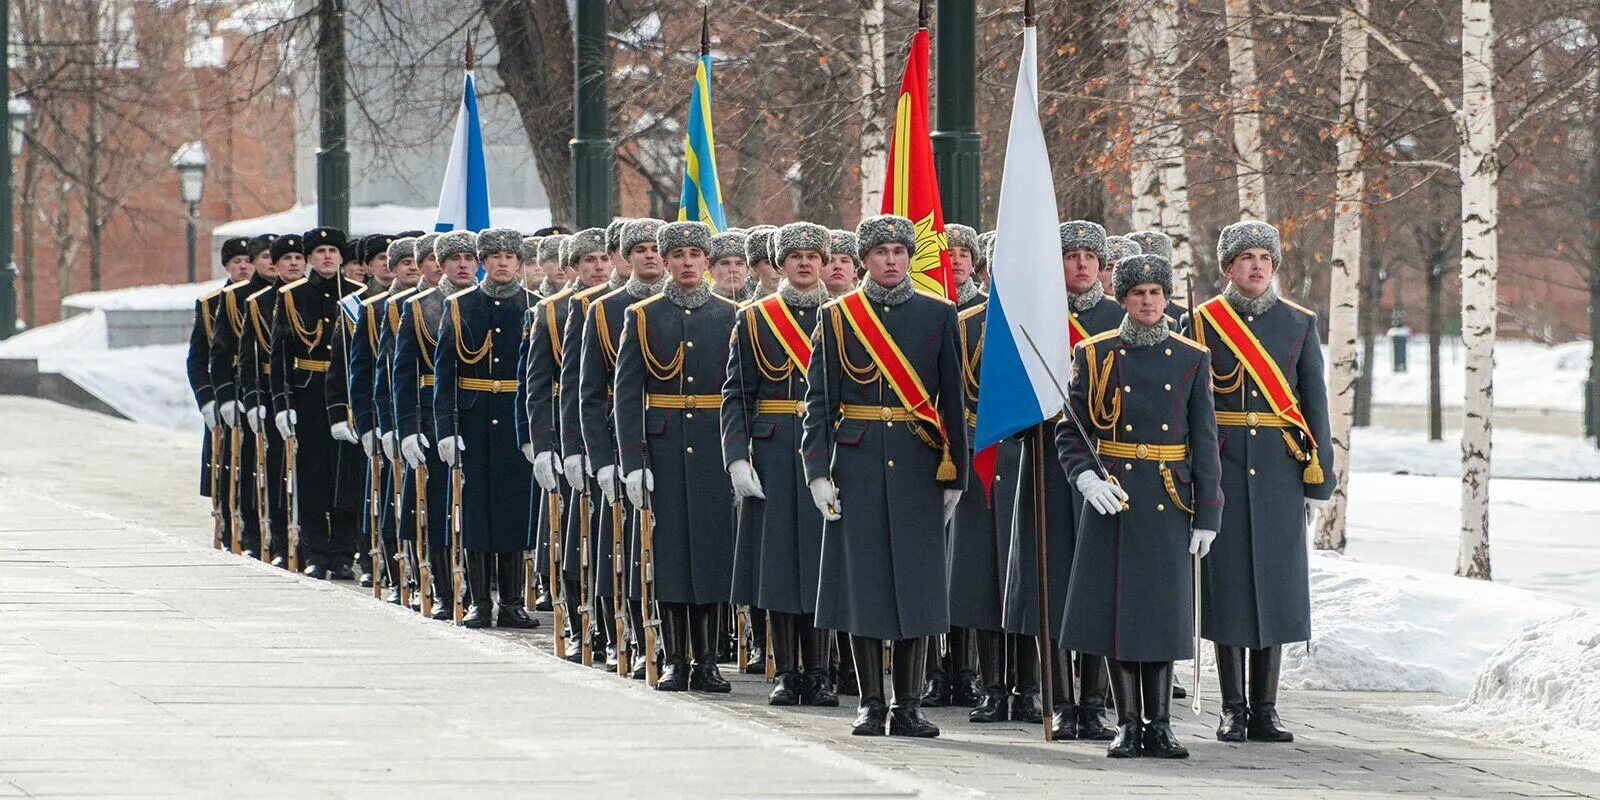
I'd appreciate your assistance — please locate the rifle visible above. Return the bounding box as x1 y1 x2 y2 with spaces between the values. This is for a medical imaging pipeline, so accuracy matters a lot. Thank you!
736 606 748 673
285 431 300 573
578 490 593 666
548 488 566 659
369 450 383 599
209 425 224 550
638 475 660 687
612 496 628 676
392 450 410 608
416 461 432 618
228 424 244 555
255 427 271 563
450 460 464 625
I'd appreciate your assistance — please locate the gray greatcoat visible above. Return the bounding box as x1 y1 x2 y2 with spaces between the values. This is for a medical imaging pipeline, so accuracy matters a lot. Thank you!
394 286 450 547
558 283 613 588
582 285 656 599
945 294 1014 633
801 280 969 641
1184 293 1332 648
517 288 571 573
1055 325 1223 662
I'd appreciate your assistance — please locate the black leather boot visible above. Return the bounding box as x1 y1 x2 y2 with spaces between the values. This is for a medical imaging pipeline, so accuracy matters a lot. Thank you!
919 634 950 707
461 552 493 629
1050 644 1078 740
744 607 767 674
1215 644 1249 742
656 603 690 692
628 599 649 679
889 637 939 737
1140 661 1189 758
849 636 888 736
1010 636 1044 724
689 603 732 693
1247 645 1294 742
948 627 983 707
835 631 859 696
768 612 800 705
494 553 539 629
799 616 839 707
560 574 583 661
1107 660 1142 758
1076 653 1115 740
428 546 453 621
969 630 1008 723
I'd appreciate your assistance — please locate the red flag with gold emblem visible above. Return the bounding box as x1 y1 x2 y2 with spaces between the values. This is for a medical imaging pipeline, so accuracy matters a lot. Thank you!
880 26 954 300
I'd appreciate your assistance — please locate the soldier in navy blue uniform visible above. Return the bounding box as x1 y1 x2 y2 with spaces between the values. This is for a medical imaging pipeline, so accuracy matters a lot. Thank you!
802 215 968 738
189 236 254 551
432 228 541 630
239 235 287 566
369 237 422 603
1185 220 1332 744
615 221 740 693
1057 254 1222 759
516 230 567 615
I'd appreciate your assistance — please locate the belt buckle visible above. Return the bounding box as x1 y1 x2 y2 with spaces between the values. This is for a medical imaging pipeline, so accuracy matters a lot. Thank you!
684 395 699 410
879 407 893 422
794 404 805 417
490 379 502 392
1245 411 1260 427
1135 443 1149 460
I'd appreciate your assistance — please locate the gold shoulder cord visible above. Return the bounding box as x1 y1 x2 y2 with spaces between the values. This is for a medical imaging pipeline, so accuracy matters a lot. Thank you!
224 291 246 337
365 304 382 352
1084 341 1121 433
1193 312 1243 395
959 314 983 405
450 297 493 365
282 290 324 350
594 303 621 368
410 299 436 372
544 305 563 367
828 305 880 386
634 305 684 381
748 306 795 383
250 299 273 354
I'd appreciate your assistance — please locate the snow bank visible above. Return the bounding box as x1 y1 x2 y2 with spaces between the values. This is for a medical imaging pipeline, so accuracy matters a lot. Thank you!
62 282 214 313
1282 553 1571 695
1351 337 1587 412
1351 426 1600 480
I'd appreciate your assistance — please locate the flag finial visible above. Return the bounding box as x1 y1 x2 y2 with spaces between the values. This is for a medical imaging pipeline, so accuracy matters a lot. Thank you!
465 32 475 71
1024 0 1036 26
918 0 928 29
701 4 710 56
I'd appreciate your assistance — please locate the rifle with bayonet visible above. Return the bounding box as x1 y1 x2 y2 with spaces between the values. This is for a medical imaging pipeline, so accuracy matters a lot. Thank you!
255 425 271 563
369 449 383 599
416 459 432 618
548 487 566 659
578 489 593 666
209 426 224 550
228 424 244 555
392 447 410 608
612 495 628 676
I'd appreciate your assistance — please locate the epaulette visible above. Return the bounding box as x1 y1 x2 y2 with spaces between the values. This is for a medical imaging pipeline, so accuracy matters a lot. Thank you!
958 301 987 322
407 286 438 307
1279 297 1315 316
598 285 631 304
539 287 574 308
573 282 610 311
279 277 309 294
915 287 956 306
708 292 739 307
344 278 368 291
1168 331 1207 353
629 292 669 313
245 285 274 304
820 288 862 311
389 286 419 303
206 285 233 301
360 292 388 308
1077 329 1120 349
448 285 480 304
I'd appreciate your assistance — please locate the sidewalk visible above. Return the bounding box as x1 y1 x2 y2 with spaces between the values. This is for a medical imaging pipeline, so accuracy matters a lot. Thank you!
3 397 1599 798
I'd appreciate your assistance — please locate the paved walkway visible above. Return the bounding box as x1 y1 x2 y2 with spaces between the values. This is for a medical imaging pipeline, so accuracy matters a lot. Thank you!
3 397 1599 798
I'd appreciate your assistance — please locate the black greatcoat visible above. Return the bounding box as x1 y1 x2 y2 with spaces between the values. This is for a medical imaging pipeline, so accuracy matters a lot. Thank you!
432 283 535 554
614 289 739 606
721 295 825 615
187 283 226 495
801 283 969 641
241 285 286 550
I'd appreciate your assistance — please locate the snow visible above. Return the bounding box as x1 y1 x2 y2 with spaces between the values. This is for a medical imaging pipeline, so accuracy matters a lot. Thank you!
1354 337 1588 412
61 282 216 313
211 204 554 239
1351 426 1600 479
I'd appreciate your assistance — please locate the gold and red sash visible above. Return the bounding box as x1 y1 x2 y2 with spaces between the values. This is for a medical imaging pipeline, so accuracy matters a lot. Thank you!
1195 296 1324 483
1068 314 1090 347
837 292 956 480
756 295 813 370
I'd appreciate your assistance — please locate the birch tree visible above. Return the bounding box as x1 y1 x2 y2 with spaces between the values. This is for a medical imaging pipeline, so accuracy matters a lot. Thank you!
1127 0 1162 232
858 0 886 216
1129 0 1196 291
1223 0 1267 220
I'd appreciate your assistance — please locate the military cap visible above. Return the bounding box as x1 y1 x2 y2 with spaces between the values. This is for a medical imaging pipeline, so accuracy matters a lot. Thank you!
710 231 748 264
386 236 416 265
745 225 779 265
396 229 427 238
562 227 607 269
521 236 543 263
475 227 523 260
303 226 347 251
538 234 568 265
944 223 979 258
856 214 916 256
774 222 830 265
1106 235 1144 266
247 233 278 260
533 225 569 237
1113 254 1173 300
1059 220 1108 265
829 229 861 269
270 234 305 263
606 218 634 252
619 219 664 257
659 221 713 256
433 230 477 263
977 231 997 271
415 232 441 262
220 236 251 264
360 233 395 264
1217 219 1281 270
1127 230 1172 262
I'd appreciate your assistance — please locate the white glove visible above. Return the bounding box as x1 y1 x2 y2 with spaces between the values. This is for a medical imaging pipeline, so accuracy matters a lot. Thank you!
729 459 766 500
331 420 359 445
942 489 963 524
521 442 537 464
202 401 220 430
401 433 429 468
222 400 242 428
360 429 377 457
438 435 464 467
381 431 397 460
246 406 265 434
597 465 620 504
533 451 559 491
1189 528 1218 558
809 478 841 521
1076 470 1128 516
563 454 586 492
623 469 654 508
274 410 297 439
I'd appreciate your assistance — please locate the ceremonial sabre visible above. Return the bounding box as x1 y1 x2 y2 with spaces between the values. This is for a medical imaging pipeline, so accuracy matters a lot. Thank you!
1186 268 1205 717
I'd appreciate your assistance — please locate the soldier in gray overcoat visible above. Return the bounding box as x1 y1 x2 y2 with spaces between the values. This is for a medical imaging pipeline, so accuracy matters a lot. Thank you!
801 214 968 738
722 222 837 708
1184 220 1333 744
615 221 740 694
1057 254 1222 759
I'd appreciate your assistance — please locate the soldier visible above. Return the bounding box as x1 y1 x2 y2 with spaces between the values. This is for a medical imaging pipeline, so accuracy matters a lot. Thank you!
1056 254 1222 759
1101 236 1143 295
744 225 780 299
614 220 739 693
709 231 752 302
358 234 396 299
581 220 666 670
271 227 365 579
432 228 540 630
1002 220 1122 739
520 235 546 287
240 234 288 567
605 218 633 279
824 230 860 298
189 236 253 552
802 214 968 737
722 221 837 707
1127 230 1185 322
397 231 474 620
520 231 567 614
370 237 423 603
1186 220 1331 744
535 231 570 295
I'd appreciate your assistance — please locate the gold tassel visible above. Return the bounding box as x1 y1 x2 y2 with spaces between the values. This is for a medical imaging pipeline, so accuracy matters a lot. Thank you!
936 441 958 482
1303 451 1325 485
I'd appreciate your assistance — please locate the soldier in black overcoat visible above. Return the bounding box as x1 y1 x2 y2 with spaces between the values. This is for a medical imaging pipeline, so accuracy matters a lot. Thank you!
192 236 255 552
238 235 285 566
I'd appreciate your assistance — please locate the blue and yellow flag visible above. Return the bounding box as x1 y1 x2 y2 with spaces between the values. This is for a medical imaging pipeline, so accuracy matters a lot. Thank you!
677 53 726 232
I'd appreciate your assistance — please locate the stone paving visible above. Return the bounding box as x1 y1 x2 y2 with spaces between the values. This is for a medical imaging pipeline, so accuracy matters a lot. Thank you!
3 396 1599 798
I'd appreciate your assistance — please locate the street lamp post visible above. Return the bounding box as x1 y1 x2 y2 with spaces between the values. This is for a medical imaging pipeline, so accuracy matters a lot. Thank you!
1 95 32 340
172 142 208 284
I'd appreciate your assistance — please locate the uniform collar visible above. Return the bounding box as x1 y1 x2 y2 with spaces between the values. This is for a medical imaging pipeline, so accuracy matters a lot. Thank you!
477 276 522 299
1069 281 1106 312
608 272 628 290
663 279 711 309
536 279 563 296
625 275 667 300
1222 282 1279 316
862 276 915 306
1118 314 1170 347
777 279 828 308
955 278 980 306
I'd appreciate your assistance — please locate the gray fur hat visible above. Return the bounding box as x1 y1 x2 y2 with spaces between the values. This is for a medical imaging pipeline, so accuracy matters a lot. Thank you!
434 230 477 263
1217 219 1281 270
1106 235 1143 266
620 219 665 256
1059 220 1108 264
977 231 997 270
538 234 568 265
520 236 542 263
856 214 916 256
774 222 830 265
562 227 607 269
415 232 441 262
386 236 417 265
1113 255 1173 300
945 223 979 258
476 227 524 260
828 230 860 268
1127 230 1172 261
710 231 748 264
659 221 713 256
605 218 633 252
745 225 779 265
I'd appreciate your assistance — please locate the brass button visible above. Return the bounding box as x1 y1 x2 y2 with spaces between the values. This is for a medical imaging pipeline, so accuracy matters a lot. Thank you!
886 421 894 428
685 412 694 419
1250 429 1258 436
687 341 695 348
494 300 501 306
493 357 500 364
1123 385 1132 393
1124 424 1133 432
683 395 698 409
687 376 695 383
1245 411 1261 427
1251 390 1260 398
686 446 694 454
684 309 692 316
882 306 890 313
1249 468 1257 475
1161 424 1170 431
491 418 499 425
1123 463 1132 472
880 408 893 421
1157 503 1166 511
495 327 502 333
1165 348 1172 355
1164 384 1172 391
1134 443 1149 459
887 459 895 468
1120 349 1127 356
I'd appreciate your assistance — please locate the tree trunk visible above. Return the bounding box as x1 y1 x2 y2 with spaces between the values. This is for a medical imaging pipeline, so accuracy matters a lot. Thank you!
1143 0 1196 290
1127 0 1161 232
1428 254 1444 441
1313 0 1368 554
858 0 887 218
20 139 37 327
1224 0 1267 220
1354 244 1380 428
1588 58 1600 446
483 0 576 228
1456 0 1498 580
